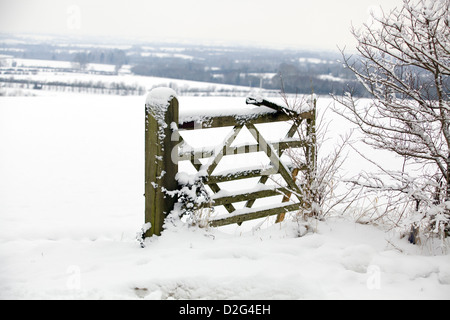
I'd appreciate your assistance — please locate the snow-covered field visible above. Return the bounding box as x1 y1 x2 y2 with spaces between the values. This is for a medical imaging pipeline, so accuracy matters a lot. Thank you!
0 57 264 96
0 91 449 300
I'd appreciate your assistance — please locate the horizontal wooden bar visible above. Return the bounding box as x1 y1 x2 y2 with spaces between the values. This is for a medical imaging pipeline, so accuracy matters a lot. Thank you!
209 202 301 227
178 110 313 130
178 139 307 161
212 187 290 206
206 167 278 184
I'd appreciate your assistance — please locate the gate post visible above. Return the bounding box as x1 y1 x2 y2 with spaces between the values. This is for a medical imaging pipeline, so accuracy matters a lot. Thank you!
144 88 179 237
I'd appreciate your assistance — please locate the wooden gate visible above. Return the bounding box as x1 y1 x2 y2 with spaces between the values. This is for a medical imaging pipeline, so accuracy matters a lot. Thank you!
144 88 316 237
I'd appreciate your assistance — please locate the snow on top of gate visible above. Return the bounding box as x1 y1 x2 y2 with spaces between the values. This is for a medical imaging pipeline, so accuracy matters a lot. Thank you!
145 87 178 110
146 88 314 127
179 101 277 124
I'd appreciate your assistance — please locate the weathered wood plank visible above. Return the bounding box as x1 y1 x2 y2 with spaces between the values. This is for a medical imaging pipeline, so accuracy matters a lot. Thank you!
244 175 269 209
205 125 243 176
212 187 290 206
144 89 179 237
207 182 235 213
276 168 300 223
178 139 307 161
206 167 278 184
246 123 302 196
178 112 307 130
209 202 301 227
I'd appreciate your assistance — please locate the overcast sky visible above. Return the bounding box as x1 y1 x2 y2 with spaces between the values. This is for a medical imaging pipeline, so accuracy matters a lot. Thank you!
0 0 404 50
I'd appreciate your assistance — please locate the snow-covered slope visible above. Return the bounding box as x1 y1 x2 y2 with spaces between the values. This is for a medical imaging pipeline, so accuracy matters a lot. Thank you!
1 215 449 300
0 93 449 299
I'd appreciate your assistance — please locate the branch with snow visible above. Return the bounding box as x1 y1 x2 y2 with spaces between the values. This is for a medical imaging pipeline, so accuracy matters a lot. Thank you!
333 0 450 242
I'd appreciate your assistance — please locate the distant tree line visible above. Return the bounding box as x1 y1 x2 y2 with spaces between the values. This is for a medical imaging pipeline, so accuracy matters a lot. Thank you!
268 63 366 96
131 58 364 96
1 39 367 95
0 77 146 95
0 42 130 73
72 50 128 72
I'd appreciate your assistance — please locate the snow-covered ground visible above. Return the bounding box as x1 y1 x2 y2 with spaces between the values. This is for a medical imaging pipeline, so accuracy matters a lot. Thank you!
0 92 449 300
0 57 266 96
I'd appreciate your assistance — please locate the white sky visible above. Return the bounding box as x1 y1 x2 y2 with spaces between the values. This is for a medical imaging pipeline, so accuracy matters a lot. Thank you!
0 0 404 50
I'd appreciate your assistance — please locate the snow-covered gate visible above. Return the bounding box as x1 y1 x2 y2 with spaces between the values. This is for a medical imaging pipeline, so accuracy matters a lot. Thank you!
144 87 316 237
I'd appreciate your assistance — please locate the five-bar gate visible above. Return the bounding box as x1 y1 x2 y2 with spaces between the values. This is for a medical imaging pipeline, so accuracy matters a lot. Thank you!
144 87 316 237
